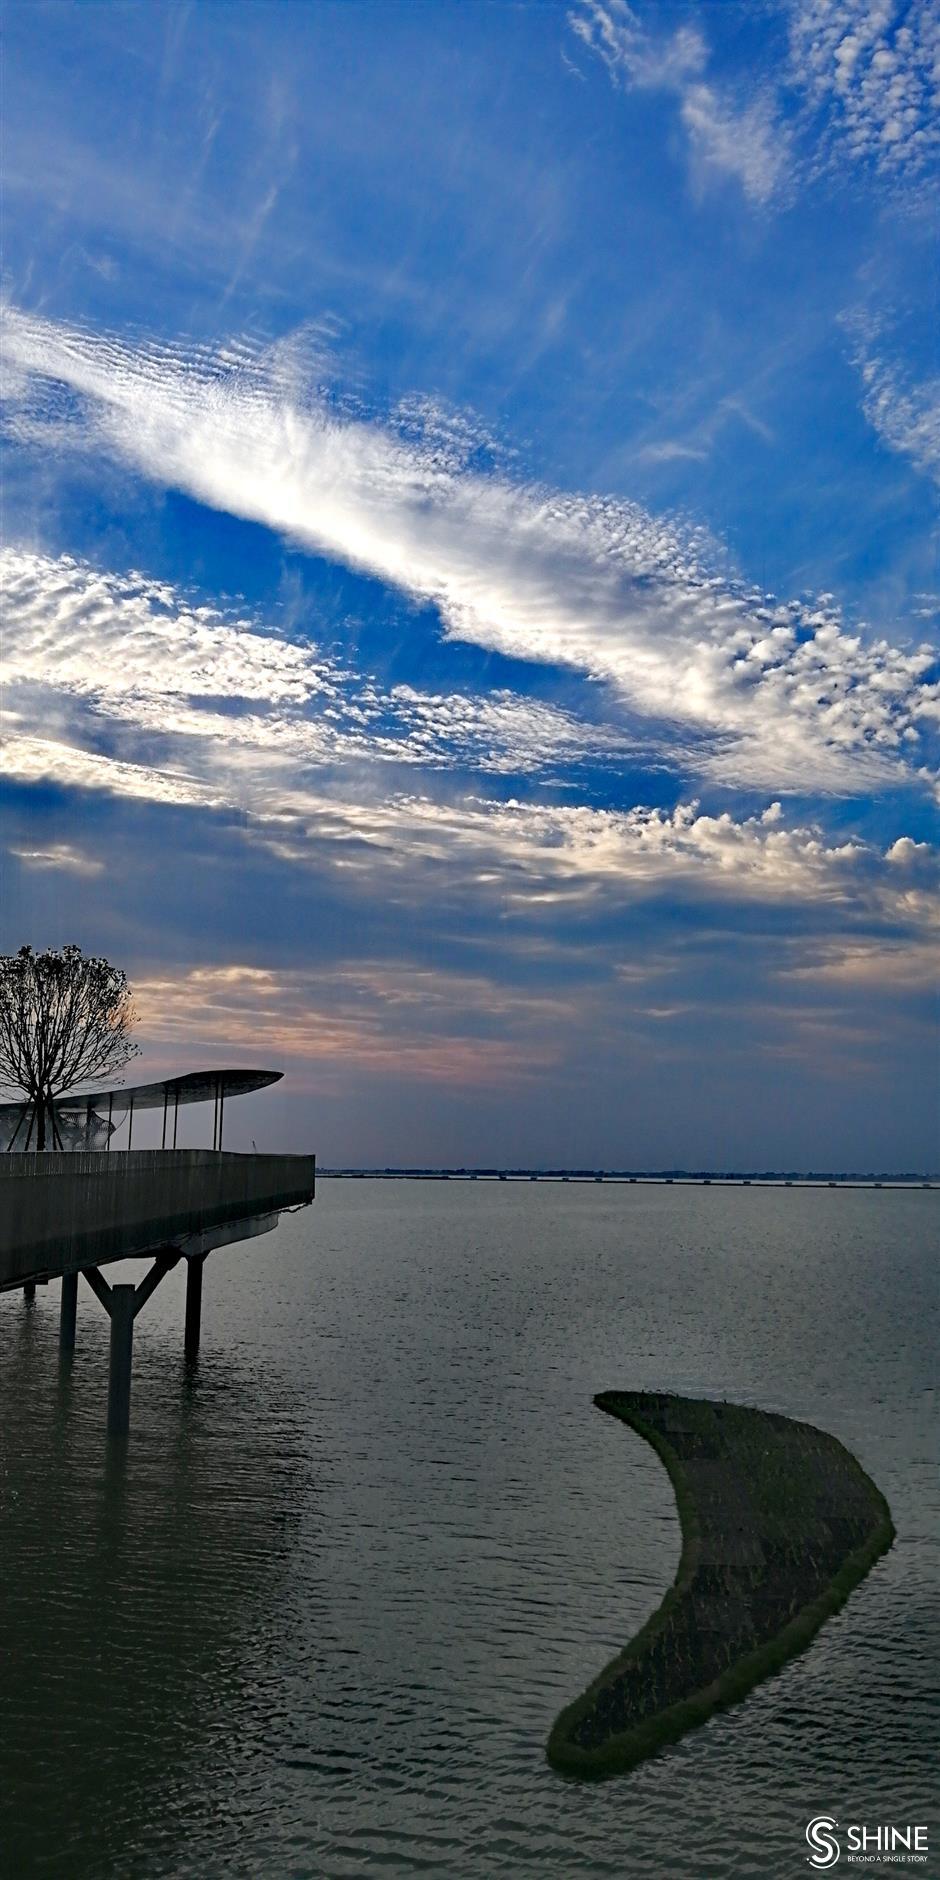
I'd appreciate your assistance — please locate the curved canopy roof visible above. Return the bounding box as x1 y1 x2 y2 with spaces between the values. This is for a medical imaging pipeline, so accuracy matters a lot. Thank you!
58 1068 283 1112
0 1069 282 1122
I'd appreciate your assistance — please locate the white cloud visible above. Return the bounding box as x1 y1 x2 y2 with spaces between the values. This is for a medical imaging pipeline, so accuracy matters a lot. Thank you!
781 936 939 988
887 834 932 863
7 842 104 875
848 327 940 483
0 548 643 783
789 0 940 178
678 80 788 207
638 440 710 465
1 732 227 810
3 548 934 997
571 0 938 197
3 309 938 800
569 1 790 205
1 550 342 705
635 397 775 472
4 692 932 925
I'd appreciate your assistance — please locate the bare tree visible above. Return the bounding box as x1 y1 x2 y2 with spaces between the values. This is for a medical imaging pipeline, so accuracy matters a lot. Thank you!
0 945 139 1150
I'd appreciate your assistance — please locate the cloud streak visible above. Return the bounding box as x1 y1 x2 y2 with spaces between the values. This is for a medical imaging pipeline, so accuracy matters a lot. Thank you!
569 1 790 205
4 307 938 800
131 963 565 1090
847 323 940 484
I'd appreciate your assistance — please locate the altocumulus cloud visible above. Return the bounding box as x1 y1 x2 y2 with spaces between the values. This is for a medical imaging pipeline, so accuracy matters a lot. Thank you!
789 0 940 180
2 542 935 950
3 305 938 800
3 557 935 1115
572 0 940 192
0 548 646 784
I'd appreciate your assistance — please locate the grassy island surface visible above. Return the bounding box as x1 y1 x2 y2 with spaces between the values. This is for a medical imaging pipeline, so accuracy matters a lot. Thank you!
548 1390 894 1778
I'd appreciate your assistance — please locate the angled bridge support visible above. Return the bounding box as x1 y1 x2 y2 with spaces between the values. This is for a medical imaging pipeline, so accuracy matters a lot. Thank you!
81 1251 182 1437
62 1212 278 1437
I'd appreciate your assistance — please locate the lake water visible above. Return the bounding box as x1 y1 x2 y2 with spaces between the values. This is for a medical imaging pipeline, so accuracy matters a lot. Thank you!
1 1183 937 1878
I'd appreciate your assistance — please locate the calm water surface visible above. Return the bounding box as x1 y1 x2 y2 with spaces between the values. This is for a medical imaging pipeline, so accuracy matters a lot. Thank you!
1 1184 937 1878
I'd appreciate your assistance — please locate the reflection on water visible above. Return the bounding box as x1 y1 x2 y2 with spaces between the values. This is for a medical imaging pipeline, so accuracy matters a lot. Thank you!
1 1289 312 1877
1 1186 938 1879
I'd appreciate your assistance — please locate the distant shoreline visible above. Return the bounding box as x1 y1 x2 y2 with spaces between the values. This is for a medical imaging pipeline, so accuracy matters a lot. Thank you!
317 1170 937 1189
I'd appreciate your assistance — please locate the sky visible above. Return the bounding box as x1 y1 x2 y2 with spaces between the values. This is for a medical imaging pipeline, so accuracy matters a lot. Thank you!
1 0 937 1170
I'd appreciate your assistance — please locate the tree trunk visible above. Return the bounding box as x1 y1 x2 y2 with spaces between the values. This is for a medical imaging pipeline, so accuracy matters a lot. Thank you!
36 1094 45 1151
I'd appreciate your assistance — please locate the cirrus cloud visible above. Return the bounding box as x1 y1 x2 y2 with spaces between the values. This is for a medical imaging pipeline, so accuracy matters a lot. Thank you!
568 1 790 205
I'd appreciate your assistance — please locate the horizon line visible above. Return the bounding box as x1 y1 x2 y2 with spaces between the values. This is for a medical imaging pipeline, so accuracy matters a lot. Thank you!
316 1168 937 1188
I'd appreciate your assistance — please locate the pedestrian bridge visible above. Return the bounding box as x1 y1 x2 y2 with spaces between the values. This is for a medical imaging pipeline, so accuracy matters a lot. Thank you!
0 1147 316 1436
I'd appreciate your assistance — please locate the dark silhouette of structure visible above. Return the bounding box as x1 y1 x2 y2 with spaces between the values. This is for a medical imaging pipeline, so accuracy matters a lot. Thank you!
1 1069 315 1436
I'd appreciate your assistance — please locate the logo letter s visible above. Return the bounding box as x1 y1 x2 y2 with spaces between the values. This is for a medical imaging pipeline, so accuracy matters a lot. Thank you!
806 1817 841 1869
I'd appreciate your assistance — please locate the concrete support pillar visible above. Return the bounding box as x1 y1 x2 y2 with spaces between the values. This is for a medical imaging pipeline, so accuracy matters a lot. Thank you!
23 1280 36 1301
60 1271 78 1351
107 1284 137 1438
184 1255 206 1361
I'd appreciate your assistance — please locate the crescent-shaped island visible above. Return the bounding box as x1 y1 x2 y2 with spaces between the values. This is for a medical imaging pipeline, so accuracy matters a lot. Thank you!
548 1391 894 1778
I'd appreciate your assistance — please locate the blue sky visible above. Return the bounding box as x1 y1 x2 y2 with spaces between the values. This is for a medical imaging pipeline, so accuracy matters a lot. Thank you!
2 0 937 1168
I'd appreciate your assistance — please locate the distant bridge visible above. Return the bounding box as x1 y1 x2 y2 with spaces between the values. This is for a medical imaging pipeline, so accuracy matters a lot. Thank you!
318 1168 936 1189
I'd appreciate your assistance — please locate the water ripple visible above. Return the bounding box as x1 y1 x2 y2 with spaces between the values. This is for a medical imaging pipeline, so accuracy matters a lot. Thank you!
1 1186 937 1877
